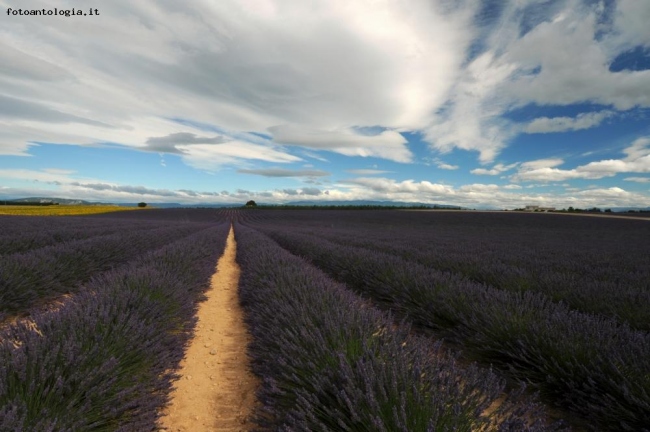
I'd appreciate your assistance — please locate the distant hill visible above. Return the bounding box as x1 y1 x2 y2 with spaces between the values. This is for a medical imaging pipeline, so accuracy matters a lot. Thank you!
1 198 239 207
125 202 241 208
283 200 462 208
1 197 115 205
1 197 463 208
121 201 462 208
7 197 97 205
7 197 645 211
608 207 650 212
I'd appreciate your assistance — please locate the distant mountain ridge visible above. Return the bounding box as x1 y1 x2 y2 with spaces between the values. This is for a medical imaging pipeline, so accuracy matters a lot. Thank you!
4 197 99 205
3 197 648 211
282 200 462 208
1 197 462 208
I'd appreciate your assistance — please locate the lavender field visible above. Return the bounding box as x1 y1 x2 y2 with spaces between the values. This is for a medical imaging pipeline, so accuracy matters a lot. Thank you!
0 209 231 431
1 208 648 431
237 209 650 431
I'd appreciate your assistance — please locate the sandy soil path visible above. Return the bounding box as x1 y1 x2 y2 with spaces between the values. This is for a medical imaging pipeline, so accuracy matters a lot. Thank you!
160 226 258 432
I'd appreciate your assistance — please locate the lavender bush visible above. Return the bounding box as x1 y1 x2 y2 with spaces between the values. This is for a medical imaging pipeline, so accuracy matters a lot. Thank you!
0 222 230 431
0 224 213 317
235 223 562 431
249 210 650 331
257 225 650 431
0 217 162 257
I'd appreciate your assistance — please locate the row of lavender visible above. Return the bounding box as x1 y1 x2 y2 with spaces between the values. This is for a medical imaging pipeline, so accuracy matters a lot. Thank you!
247 210 650 331
0 214 230 430
235 223 563 431
275 223 650 332
241 212 650 431
0 216 159 257
0 221 215 320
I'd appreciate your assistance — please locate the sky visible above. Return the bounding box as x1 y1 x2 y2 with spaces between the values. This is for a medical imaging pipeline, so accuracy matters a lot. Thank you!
1 0 650 209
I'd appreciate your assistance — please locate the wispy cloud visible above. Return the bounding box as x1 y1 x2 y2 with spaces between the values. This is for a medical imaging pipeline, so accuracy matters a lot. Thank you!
280 187 323 196
512 138 650 182
524 111 615 134
1 167 647 208
180 142 302 171
70 182 179 197
345 169 393 175
2 1 650 207
430 158 459 170
3 1 649 167
144 132 228 154
270 125 413 163
471 163 519 176
425 1 650 162
0 0 473 163
237 168 330 177
0 95 112 127
624 177 650 183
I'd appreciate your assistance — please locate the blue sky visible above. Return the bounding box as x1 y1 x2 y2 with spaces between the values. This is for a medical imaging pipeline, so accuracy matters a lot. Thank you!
1 0 649 208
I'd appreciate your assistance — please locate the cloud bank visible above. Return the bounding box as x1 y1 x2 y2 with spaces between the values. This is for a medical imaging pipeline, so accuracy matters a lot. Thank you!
2 0 650 207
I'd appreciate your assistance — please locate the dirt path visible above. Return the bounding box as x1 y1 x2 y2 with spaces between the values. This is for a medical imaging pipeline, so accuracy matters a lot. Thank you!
160 226 258 432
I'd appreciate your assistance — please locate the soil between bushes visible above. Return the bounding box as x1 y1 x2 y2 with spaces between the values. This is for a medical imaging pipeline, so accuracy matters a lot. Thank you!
160 226 258 431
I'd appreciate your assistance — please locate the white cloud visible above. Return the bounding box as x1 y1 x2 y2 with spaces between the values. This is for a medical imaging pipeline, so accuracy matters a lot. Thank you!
519 158 565 170
237 168 330 177
345 169 393 175
471 168 500 176
471 163 519 176
269 125 412 163
609 0 650 51
0 0 475 164
43 168 76 175
624 177 650 183
513 137 650 182
425 1 650 162
1 168 648 208
144 132 228 154
503 7 650 110
524 111 614 134
178 141 302 171
424 157 459 170
0 168 83 184
624 137 650 160
459 183 500 193
436 162 459 170
575 187 634 201
425 50 518 163
2 0 650 174
334 176 649 208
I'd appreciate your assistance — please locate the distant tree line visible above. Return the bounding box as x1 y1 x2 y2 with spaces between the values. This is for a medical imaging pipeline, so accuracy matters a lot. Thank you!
511 206 650 213
241 203 462 210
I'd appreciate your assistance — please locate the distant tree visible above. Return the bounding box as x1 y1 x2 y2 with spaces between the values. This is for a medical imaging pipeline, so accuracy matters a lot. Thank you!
137 202 147 208
568 206 574 212
605 208 612 213
245 200 257 207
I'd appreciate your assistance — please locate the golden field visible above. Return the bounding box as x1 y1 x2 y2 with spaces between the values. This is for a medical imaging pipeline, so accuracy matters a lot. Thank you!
0 205 145 216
